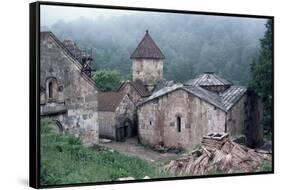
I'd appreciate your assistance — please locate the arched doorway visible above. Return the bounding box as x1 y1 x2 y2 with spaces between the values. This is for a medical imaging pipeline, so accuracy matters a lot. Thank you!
116 118 135 142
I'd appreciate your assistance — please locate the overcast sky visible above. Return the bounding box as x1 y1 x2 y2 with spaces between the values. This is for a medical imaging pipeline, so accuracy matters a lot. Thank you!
41 4 267 28
41 5 140 26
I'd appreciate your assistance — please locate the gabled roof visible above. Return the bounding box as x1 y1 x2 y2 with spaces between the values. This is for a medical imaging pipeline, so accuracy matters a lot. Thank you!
184 85 226 111
185 72 232 86
98 91 126 112
138 83 247 112
117 80 151 97
130 30 165 59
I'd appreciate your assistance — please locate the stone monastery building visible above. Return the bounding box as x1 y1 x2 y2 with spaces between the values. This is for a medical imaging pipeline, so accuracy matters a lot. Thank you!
40 30 263 149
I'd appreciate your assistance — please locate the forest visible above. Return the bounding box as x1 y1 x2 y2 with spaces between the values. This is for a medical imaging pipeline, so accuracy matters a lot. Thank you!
42 12 267 86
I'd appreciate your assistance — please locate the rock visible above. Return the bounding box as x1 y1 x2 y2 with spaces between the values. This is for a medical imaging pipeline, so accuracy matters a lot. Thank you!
143 176 150 179
100 138 112 143
109 149 114 153
118 177 135 181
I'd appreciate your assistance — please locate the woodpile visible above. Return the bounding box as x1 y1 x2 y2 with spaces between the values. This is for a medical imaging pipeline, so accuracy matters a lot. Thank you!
164 133 271 175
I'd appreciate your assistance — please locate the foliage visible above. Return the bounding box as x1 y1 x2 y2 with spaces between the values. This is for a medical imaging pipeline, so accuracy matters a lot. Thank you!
40 118 169 186
92 69 122 91
45 14 267 85
249 19 273 132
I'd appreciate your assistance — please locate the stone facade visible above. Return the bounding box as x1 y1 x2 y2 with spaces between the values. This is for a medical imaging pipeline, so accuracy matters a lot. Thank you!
137 86 263 149
118 82 142 103
98 94 136 141
132 59 163 90
138 89 226 149
98 112 115 139
130 30 165 91
40 32 99 146
226 95 247 137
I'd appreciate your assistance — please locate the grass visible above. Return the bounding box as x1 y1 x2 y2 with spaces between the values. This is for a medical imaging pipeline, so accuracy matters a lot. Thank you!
40 118 169 186
256 161 272 172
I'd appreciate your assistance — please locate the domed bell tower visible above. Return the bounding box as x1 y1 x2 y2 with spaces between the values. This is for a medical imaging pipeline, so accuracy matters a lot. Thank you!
130 30 165 91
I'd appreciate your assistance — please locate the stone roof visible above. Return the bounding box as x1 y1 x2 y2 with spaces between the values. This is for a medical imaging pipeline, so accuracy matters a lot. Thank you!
152 79 175 92
130 30 165 59
184 85 226 110
138 83 247 112
185 72 232 87
117 80 151 97
220 86 247 110
98 91 126 112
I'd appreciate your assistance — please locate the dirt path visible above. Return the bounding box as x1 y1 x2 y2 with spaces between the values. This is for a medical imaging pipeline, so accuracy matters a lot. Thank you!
100 138 181 162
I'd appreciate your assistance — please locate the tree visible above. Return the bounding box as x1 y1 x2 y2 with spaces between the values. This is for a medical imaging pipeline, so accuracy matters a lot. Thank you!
249 19 273 132
92 69 122 91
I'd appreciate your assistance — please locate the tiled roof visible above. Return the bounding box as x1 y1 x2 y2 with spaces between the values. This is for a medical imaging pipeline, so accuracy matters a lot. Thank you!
186 72 232 86
98 91 125 112
130 30 165 59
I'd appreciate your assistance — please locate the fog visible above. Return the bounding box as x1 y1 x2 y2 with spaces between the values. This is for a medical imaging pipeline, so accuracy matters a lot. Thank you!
41 5 267 85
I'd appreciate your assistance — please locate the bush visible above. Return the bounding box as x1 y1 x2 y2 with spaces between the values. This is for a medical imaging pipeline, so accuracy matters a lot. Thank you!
92 69 122 91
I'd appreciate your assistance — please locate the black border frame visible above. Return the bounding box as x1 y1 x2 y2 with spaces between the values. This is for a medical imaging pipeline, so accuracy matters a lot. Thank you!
29 1 274 189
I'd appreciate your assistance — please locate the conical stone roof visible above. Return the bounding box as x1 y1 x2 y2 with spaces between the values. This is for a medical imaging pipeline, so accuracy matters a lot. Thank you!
130 30 165 59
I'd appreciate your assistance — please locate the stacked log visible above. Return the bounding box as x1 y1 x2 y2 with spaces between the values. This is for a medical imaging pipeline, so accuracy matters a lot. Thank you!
164 133 271 175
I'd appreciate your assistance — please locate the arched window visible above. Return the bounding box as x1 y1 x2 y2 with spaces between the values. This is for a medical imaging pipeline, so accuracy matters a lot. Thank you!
177 116 181 132
46 77 58 102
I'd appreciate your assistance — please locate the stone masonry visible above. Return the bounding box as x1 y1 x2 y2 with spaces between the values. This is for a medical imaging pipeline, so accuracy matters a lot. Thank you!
40 32 99 145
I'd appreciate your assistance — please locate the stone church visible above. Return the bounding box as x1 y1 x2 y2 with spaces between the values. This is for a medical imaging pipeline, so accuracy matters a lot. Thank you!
110 30 263 148
40 30 263 149
40 32 98 146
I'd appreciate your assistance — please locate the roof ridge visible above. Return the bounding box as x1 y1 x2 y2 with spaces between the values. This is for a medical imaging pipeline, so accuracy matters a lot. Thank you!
41 31 97 89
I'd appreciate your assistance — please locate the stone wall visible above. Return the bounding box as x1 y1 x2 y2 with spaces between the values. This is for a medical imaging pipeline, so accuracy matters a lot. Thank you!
98 95 136 140
226 93 263 147
40 32 99 145
132 59 163 87
98 112 115 139
119 83 142 103
137 89 226 149
115 95 137 140
226 95 246 137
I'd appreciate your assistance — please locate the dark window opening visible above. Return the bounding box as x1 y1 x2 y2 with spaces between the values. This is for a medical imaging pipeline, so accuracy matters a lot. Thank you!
177 116 181 132
149 121 152 125
49 81 53 99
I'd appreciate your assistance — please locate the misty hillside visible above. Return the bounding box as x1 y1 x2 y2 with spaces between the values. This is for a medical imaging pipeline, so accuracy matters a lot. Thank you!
41 13 266 85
